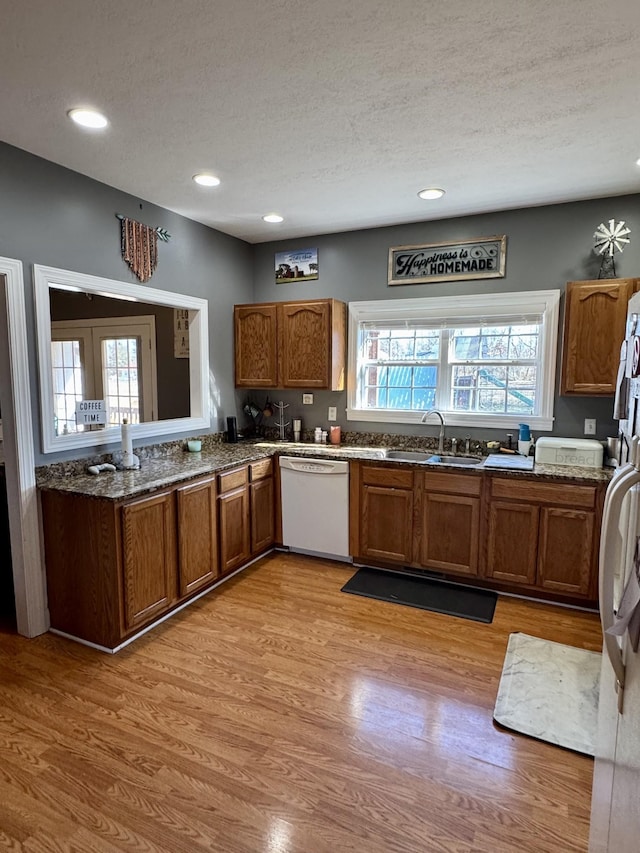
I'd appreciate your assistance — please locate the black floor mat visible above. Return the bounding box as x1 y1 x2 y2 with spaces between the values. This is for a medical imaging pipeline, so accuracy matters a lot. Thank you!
341 567 497 623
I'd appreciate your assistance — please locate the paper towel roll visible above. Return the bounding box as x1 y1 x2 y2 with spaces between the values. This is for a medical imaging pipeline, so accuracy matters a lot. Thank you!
121 418 133 459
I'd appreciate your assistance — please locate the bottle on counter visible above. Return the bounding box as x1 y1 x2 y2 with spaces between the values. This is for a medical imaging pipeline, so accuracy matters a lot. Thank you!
518 423 531 456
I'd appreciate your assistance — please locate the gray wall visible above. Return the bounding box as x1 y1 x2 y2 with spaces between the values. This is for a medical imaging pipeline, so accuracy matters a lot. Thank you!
2 136 638 460
0 141 253 465
251 196 640 442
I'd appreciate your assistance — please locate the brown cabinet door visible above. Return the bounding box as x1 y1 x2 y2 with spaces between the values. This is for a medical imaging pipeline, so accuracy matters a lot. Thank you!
538 507 595 596
486 500 539 584
561 278 636 395
234 303 278 387
361 484 414 563
279 301 331 388
422 493 480 576
218 486 251 573
176 476 218 598
121 491 177 631
250 476 274 555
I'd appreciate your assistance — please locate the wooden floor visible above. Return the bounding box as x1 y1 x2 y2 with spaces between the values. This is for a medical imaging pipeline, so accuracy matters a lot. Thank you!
0 553 602 853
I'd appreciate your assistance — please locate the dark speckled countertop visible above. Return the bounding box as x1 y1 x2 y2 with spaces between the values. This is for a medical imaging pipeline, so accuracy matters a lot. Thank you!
35 438 612 502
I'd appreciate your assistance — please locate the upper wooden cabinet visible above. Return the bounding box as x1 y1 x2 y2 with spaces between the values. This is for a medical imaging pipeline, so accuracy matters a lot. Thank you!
560 278 638 395
234 303 278 387
234 299 346 390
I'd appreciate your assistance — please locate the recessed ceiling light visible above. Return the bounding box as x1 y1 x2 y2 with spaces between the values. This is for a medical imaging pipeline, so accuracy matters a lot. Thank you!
193 173 221 187
263 213 284 223
67 108 108 129
418 188 445 200
636 157 640 167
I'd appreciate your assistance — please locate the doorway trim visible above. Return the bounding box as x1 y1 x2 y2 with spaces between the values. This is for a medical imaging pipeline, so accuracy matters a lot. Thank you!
0 256 49 636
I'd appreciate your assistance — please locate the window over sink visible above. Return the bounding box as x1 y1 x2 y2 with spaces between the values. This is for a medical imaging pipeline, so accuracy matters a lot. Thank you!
347 290 560 430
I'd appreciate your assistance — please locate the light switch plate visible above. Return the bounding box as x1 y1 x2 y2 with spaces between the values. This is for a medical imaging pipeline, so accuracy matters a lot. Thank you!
328 406 337 421
302 393 313 404
584 418 596 435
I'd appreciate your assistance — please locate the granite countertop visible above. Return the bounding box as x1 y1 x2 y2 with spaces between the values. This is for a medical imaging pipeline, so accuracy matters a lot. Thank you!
36 442 278 501
255 442 612 483
36 438 612 501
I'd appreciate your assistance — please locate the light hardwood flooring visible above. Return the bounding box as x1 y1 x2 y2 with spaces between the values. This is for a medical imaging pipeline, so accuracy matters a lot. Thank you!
0 552 602 852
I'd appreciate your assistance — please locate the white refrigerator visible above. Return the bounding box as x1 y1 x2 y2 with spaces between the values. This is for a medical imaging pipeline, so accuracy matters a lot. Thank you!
589 290 640 851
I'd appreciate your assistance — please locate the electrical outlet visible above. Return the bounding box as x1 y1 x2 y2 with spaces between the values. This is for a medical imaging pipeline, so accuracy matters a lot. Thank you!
328 406 337 421
302 393 313 405
584 418 596 435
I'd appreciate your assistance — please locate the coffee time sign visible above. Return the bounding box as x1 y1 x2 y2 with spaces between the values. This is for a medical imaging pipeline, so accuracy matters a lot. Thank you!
388 235 507 286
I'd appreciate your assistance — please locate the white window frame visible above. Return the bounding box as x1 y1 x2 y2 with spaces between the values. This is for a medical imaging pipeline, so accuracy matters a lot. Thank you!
347 290 560 431
34 265 209 454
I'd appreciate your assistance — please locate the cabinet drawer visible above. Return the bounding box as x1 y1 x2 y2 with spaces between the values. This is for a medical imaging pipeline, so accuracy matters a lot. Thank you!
249 458 272 481
490 477 596 509
218 466 248 494
361 466 414 489
423 471 481 496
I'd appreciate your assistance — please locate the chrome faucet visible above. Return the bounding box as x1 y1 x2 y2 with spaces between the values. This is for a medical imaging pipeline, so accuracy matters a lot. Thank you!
421 409 445 454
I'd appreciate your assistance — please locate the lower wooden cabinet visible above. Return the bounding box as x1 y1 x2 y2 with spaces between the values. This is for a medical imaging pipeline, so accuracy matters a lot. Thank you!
176 476 219 597
218 459 275 571
351 463 482 574
486 501 539 585
420 472 480 577
250 475 275 554
41 457 275 650
484 477 599 598
122 490 177 631
350 461 602 604
218 467 251 574
538 506 595 595
357 466 415 563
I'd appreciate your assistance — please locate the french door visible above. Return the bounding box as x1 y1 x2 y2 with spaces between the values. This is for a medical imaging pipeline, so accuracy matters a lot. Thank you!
51 316 157 434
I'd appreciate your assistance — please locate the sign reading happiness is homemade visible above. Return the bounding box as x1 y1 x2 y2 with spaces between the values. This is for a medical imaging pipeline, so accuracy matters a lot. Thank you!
388 235 507 286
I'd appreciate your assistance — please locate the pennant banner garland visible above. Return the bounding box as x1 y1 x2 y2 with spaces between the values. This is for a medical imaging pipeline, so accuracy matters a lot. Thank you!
116 214 171 282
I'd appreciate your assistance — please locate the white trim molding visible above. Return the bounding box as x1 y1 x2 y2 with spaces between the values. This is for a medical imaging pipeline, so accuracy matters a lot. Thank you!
347 290 560 431
0 257 49 637
34 265 210 454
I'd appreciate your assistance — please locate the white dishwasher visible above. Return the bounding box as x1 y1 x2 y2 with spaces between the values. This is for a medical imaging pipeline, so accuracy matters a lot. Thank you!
279 456 351 561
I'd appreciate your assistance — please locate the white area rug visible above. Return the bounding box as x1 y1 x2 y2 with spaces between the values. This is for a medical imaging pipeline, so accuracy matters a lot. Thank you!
493 632 601 756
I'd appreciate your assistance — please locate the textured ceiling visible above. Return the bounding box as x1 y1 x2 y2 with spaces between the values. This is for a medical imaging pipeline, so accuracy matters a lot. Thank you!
1 0 639 243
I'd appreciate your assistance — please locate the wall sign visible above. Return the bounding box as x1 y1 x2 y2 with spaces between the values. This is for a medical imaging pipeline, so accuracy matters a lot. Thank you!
75 400 107 426
388 235 507 286
275 248 318 283
174 309 190 358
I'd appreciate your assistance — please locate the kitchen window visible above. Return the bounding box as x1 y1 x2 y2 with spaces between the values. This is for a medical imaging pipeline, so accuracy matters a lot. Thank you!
347 290 560 430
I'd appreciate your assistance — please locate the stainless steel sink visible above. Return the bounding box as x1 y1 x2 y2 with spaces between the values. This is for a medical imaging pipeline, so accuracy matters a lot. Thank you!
384 449 432 462
428 455 482 466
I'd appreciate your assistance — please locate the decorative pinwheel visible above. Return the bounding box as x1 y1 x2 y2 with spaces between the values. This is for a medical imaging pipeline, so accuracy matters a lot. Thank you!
593 219 631 278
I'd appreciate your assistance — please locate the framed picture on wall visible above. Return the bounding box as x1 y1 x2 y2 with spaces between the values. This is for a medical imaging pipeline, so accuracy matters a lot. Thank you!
275 248 318 283
388 235 507 285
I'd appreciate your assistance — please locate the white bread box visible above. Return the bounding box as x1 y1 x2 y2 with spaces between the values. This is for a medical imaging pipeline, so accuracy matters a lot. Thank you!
535 437 604 468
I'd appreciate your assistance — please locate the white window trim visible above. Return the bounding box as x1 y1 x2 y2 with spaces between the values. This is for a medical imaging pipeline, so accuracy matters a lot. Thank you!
34 265 210 454
347 290 560 431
